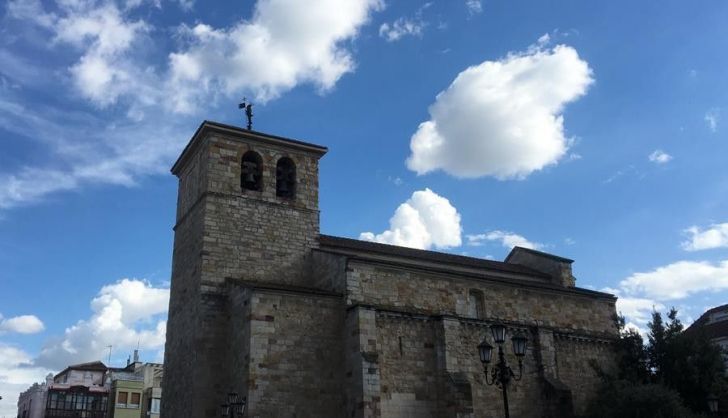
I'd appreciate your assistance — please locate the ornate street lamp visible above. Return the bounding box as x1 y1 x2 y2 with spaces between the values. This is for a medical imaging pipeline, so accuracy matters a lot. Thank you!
221 392 246 417
478 324 527 418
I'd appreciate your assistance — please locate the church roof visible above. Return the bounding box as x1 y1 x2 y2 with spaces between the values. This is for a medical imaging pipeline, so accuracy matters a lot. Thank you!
319 234 547 277
318 235 615 299
172 120 328 175
505 246 574 264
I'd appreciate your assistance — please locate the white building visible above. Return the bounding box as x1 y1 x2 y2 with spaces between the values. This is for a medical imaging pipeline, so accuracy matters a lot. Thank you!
16 374 53 418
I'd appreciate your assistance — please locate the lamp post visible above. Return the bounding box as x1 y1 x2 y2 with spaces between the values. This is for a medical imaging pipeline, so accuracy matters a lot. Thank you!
220 392 246 418
477 323 528 418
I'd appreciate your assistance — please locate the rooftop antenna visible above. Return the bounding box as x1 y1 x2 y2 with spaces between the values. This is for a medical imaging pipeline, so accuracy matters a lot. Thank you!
106 345 113 365
238 98 254 130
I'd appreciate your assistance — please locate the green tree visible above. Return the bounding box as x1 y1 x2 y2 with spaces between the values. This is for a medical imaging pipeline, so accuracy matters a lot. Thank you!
613 314 649 383
587 308 727 416
647 308 726 413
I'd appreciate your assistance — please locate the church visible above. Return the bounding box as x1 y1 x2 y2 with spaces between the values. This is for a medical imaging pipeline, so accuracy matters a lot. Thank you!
162 121 618 418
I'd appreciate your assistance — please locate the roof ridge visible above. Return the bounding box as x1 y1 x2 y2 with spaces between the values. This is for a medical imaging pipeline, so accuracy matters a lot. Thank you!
318 234 549 277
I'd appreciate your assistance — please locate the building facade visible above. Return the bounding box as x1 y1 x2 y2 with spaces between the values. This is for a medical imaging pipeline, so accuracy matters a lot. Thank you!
107 354 164 418
44 361 109 418
162 121 618 418
16 374 53 418
16 356 163 418
687 304 728 373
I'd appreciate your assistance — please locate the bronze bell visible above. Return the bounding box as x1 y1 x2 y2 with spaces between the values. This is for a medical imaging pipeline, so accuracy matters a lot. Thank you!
244 171 256 184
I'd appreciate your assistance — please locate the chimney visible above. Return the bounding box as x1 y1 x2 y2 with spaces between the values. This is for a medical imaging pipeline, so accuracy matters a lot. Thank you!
127 356 131 366
133 349 139 363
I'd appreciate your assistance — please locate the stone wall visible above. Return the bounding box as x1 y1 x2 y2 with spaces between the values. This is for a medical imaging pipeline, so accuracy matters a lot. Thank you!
378 314 438 418
243 289 345 417
340 259 616 417
199 134 323 287
204 135 321 211
554 336 615 415
164 123 617 418
345 306 381 418
345 261 616 335
164 126 327 418
162 189 205 418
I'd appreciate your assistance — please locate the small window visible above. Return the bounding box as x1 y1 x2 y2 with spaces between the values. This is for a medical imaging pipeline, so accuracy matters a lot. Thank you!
117 391 128 406
276 157 296 198
130 392 140 408
151 398 161 413
468 290 485 319
241 151 263 191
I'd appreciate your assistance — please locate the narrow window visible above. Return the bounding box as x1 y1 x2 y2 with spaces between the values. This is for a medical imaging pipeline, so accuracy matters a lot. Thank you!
241 151 263 191
151 398 161 413
276 157 296 198
130 392 141 408
117 391 128 407
468 290 485 319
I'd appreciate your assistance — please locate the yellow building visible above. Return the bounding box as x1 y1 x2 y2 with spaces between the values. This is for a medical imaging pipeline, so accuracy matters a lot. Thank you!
108 375 144 418
106 352 163 418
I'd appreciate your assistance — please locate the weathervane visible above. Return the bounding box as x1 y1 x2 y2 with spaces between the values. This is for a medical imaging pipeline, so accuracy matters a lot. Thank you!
238 98 253 130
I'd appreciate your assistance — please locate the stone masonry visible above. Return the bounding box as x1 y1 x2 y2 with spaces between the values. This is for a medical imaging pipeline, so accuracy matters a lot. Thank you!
162 121 618 418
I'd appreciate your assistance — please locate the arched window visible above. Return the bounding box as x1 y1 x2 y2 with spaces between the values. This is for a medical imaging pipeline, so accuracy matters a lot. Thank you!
241 151 263 191
276 157 296 198
468 290 485 319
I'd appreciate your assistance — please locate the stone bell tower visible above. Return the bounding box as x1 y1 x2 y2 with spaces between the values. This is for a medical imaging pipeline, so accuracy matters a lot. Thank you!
162 121 328 418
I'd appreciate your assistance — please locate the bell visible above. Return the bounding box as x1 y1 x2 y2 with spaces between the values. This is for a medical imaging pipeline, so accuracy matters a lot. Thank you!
244 172 256 184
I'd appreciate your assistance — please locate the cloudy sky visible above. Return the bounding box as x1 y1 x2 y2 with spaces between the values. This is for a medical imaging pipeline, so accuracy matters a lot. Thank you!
1 0 728 414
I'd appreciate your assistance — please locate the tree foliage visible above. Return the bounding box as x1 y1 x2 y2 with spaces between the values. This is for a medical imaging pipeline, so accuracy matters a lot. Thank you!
586 308 727 417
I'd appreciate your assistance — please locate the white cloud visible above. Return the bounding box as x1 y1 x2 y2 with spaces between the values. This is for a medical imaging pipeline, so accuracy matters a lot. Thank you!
0 98 187 209
1 0 384 209
0 344 53 418
467 230 543 250
0 314 45 334
615 297 665 330
705 108 719 133
0 279 168 416
620 259 728 301
168 0 384 111
378 3 430 42
44 2 152 107
360 188 462 250
465 0 482 15
682 222 728 251
406 39 593 179
379 18 424 42
34 278 169 370
6 0 56 29
648 149 672 164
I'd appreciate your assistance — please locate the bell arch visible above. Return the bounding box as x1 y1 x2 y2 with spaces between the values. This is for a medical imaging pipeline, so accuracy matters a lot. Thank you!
241 151 263 191
276 157 296 198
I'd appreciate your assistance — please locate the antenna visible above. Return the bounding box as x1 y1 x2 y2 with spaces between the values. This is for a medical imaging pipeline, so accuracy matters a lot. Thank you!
106 345 113 364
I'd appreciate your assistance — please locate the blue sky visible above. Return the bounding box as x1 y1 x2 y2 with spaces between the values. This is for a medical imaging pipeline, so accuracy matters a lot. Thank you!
1 0 728 414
